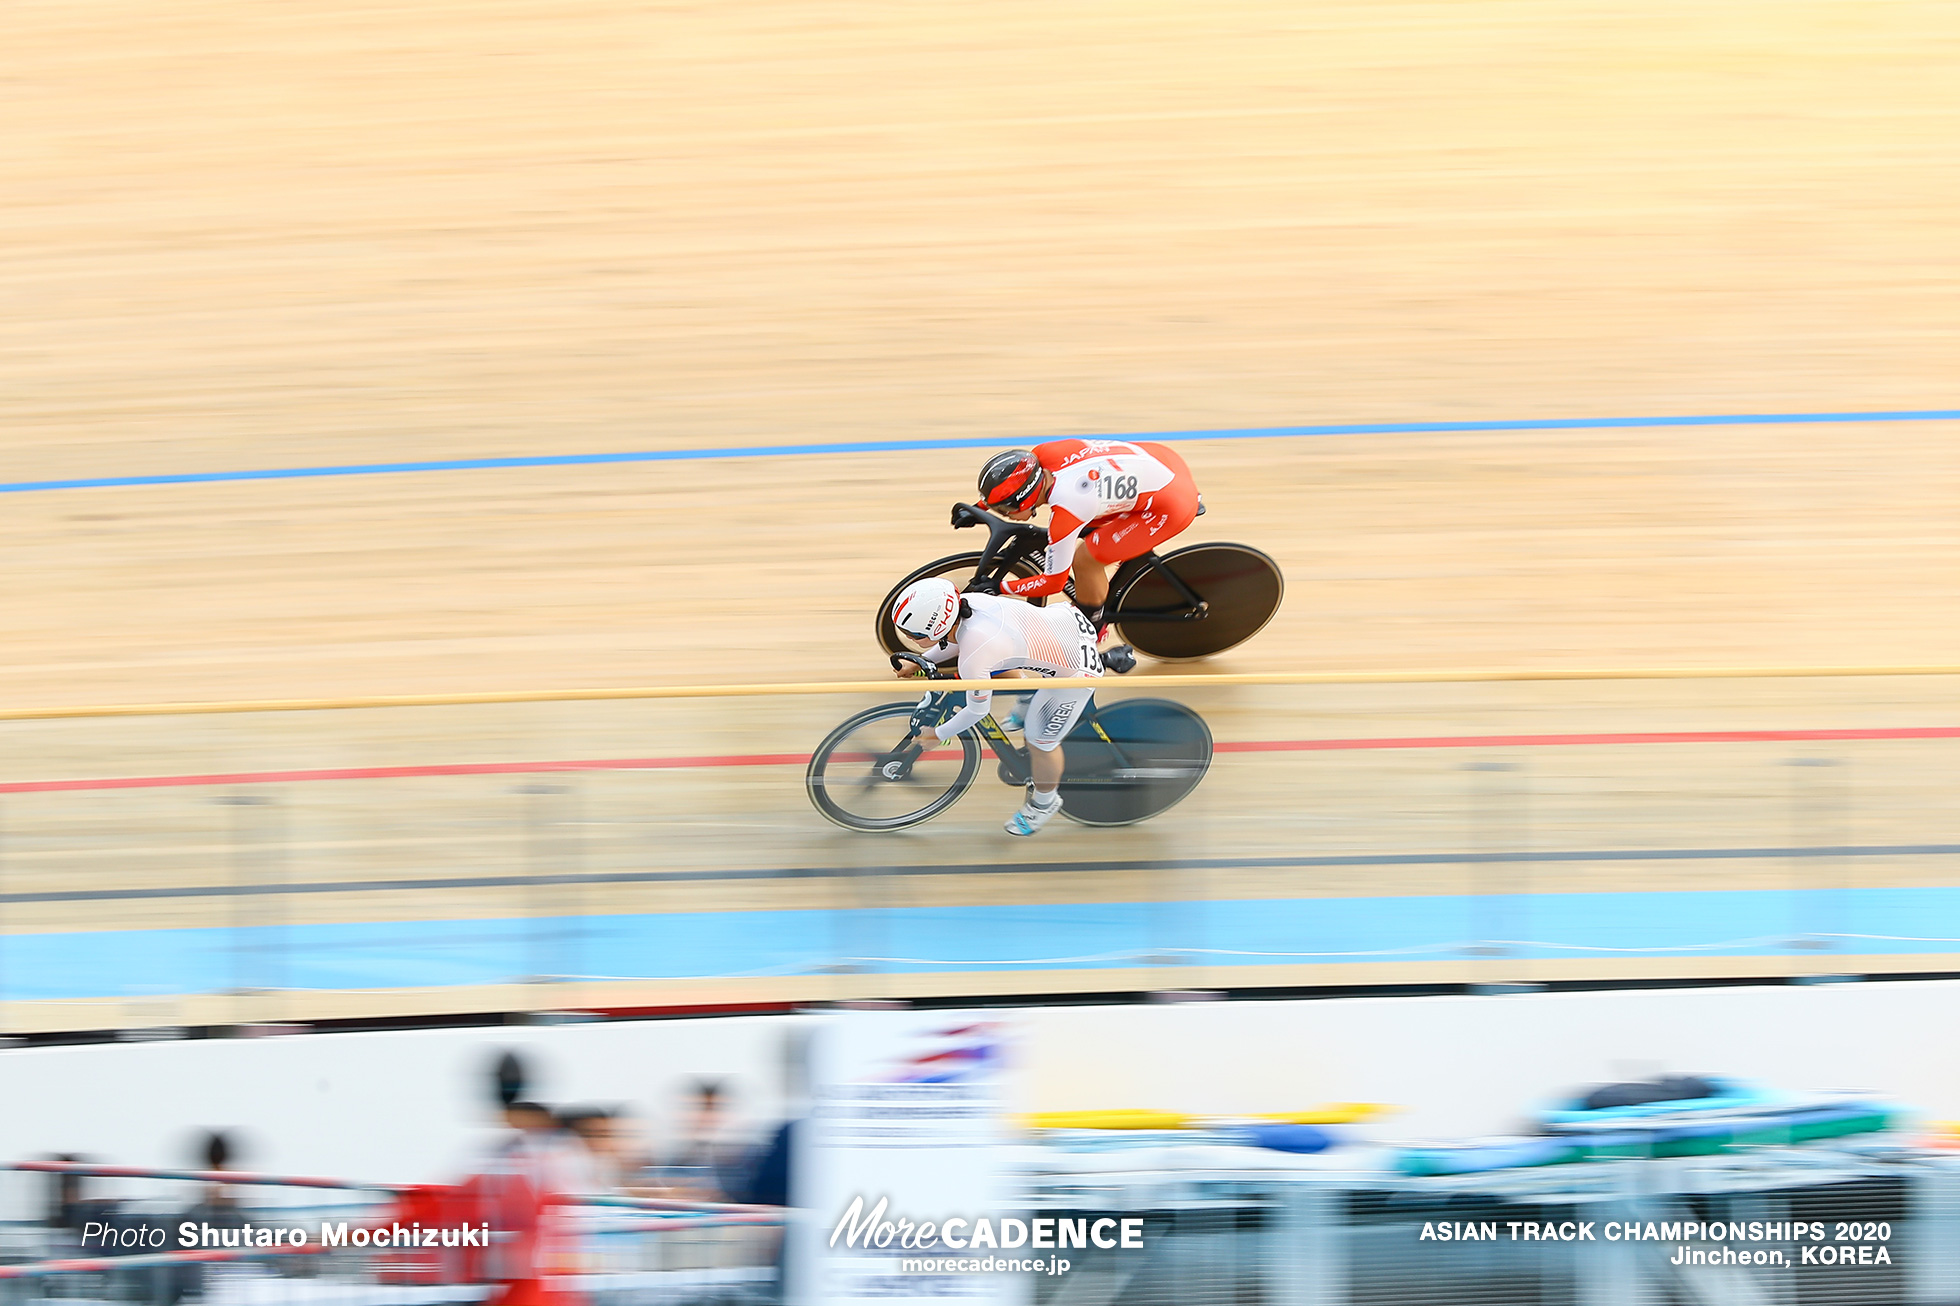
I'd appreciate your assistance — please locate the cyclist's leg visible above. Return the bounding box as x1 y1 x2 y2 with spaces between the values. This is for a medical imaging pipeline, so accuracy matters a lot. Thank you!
1081 477 1200 570
1028 733 1065 793
995 690 1035 732
1024 686 1093 776
1069 539 1111 609
1073 448 1195 608
1006 686 1095 834
1077 471 1201 623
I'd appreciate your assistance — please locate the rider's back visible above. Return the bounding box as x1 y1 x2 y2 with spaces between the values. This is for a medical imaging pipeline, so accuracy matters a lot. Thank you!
1035 440 1181 526
952 594 1100 680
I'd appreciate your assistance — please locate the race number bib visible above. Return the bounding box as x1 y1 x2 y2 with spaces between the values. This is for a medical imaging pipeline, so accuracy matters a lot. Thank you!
1078 462 1140 511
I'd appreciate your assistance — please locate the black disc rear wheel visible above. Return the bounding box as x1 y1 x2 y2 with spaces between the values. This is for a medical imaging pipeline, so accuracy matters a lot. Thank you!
1058 698 1213 827
1109 543 1283 661
874 553 1052 656
807 703 982 831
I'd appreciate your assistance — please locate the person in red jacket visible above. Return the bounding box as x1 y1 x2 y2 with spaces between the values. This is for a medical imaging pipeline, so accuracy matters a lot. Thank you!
473 1100 584 1306
974 439 1201 628
467 1054 585 1306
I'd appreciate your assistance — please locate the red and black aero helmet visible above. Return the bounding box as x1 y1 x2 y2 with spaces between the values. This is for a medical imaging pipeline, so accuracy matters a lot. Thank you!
978 449 1047 511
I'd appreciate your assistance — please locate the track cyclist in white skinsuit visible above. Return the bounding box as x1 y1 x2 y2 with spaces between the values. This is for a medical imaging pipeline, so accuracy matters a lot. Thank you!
890 577 1102 837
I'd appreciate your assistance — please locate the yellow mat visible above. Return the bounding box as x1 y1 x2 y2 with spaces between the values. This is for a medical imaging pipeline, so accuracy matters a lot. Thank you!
1024 1103 1390 1130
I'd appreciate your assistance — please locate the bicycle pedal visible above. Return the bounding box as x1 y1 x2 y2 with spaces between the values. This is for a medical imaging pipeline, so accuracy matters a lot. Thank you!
1100 645 1137 674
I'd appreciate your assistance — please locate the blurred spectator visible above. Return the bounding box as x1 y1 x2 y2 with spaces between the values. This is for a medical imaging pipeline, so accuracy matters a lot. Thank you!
189 1130 245 1222
44 1155 121 1254
170 1131 248 1302
740 1028 810 1304
743 1029 809 1208
471 1051 584 1306
557 1107 608 1194
660 1079 737 1201
558 1106 641 1195
601 1112 656 1197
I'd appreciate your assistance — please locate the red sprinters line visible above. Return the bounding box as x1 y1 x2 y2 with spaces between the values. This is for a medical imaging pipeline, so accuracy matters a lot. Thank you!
0 727 1953 796
0 754 809 795
1215 726 1960 753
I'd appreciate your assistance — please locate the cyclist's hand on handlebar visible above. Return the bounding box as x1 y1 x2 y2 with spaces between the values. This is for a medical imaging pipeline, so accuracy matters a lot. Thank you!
951 503 986 529
962 574 1002 597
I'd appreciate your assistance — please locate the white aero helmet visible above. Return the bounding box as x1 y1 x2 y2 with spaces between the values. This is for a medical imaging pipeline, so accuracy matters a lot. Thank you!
891 578 962 651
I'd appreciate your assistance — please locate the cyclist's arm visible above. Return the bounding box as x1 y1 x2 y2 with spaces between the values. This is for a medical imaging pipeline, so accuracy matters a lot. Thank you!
925 639 1007 740
1000 507 1088 599
896 640 960 679
929 688 992 741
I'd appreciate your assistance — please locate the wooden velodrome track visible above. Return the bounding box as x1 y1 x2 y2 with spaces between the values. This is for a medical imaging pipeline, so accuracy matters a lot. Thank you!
4 0 1958 1028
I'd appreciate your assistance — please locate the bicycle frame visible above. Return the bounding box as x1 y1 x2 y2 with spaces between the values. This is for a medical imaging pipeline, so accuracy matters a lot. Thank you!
975 713 1031 785
911 686 1127 786
1106 551 1209 622
953 502 1207 621
826 650 1213 831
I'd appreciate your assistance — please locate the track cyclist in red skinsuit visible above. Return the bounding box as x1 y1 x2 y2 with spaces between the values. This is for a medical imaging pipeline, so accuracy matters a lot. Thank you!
974 439 1202 633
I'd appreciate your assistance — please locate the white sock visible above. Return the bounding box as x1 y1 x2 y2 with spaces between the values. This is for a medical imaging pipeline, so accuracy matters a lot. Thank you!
1030 788 1060 808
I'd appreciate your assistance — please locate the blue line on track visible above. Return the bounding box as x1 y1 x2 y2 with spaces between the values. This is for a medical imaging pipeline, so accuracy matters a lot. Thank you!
9 884 1959 1002
6 408 1957 495
3 843 1958 906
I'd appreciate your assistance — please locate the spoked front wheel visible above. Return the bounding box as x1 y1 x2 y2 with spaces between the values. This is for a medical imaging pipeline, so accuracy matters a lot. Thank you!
1058 698 1214 827
806 703 982 831
1108 543 1284 661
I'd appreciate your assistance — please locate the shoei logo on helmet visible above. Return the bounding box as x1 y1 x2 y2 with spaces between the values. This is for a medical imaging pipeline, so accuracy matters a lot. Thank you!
895 579 961 646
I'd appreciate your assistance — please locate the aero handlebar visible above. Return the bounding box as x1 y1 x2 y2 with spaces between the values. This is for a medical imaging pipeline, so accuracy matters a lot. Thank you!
949 502 1049 577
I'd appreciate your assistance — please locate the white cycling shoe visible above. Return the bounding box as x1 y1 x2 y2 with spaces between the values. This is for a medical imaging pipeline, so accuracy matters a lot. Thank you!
1005 790 1063 837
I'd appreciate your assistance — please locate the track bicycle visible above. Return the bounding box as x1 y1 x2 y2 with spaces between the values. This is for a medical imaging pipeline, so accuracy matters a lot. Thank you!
805 652 1214 832
873 503 1284 662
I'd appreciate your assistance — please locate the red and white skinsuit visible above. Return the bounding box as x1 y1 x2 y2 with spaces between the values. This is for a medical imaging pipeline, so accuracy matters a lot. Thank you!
998 440 1201 600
